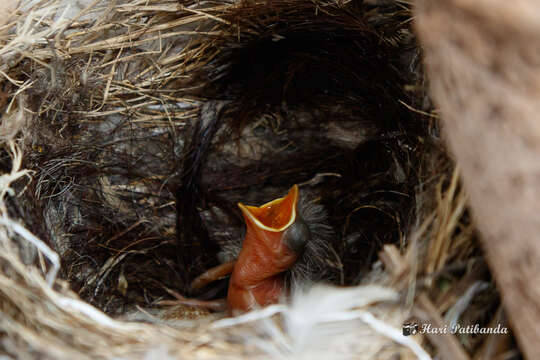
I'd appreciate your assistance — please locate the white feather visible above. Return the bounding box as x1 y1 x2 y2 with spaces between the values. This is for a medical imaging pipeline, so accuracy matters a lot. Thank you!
213 284 431 360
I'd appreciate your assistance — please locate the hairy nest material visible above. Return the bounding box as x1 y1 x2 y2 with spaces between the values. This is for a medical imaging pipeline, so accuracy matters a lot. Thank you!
0 0 516 359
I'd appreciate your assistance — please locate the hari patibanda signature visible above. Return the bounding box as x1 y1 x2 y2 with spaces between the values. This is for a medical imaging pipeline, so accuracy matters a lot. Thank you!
419 323 508 335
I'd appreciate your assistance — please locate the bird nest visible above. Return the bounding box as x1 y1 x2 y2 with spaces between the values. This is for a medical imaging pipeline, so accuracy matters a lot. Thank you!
0 0 511 359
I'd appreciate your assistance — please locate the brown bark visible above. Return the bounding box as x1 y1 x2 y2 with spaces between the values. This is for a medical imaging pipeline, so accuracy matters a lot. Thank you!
414 1 540 358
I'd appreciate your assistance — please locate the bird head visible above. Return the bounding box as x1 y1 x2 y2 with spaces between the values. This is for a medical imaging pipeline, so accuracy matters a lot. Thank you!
238 184 311 258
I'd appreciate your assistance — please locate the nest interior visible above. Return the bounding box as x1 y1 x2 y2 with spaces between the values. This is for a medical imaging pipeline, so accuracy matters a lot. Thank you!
0 0 514 358
11 0 428 311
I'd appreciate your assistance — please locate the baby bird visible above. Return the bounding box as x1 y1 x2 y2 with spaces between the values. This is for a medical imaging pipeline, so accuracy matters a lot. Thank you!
192 185 340 313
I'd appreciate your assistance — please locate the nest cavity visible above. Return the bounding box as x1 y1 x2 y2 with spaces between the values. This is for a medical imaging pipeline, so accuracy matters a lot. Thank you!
1 0 493 342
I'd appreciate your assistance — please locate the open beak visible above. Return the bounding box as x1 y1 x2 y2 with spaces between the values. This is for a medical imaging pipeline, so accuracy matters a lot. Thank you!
238 185 299 252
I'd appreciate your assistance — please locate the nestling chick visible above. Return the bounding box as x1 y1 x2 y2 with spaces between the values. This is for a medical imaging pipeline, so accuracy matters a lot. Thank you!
229 185 309 311
192 185 340 313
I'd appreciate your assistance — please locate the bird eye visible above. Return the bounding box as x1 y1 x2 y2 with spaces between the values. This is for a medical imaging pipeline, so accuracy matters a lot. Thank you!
282 216 311 253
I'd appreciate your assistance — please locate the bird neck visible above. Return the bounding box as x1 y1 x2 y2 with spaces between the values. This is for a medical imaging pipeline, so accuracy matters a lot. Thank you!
234 225 298 285
227 226 298 312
